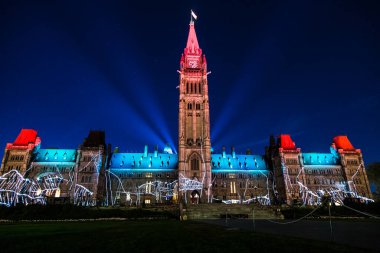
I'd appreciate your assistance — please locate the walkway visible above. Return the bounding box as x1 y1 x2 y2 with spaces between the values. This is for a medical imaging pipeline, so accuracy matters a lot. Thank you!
200 219 380 251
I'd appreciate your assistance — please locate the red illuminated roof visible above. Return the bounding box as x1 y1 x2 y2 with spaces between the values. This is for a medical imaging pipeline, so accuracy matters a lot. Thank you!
13 129 38 146
279 134 296 150
185 22 201 55
333 136 355 150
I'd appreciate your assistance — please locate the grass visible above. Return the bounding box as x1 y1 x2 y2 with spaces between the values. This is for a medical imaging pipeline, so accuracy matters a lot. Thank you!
0 220 375 253
0 205 177 220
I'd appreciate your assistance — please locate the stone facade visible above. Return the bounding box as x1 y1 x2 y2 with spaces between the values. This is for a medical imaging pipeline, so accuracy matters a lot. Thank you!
107 146 178 206
0 19 373 207
178 20 212 203
0 130 106 206
0 129 40 175
270 135 372 205
210 148 271 204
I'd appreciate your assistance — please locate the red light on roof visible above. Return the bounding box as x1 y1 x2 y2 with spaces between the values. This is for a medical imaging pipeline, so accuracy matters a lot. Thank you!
279 134 296 150
333 136 355 150
13 129 38 146
185 22 200 55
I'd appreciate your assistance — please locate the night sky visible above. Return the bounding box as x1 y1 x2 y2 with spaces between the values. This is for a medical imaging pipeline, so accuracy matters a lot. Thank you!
1 1 379 163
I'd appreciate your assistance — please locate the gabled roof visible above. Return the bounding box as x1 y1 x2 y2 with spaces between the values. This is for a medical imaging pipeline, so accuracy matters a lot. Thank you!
333 136 355 151
82 131 106 147
302 152 340 166
211 154 268 173
109 152 177 171
13 129 38 146
279 134 297 150
33 149 77 163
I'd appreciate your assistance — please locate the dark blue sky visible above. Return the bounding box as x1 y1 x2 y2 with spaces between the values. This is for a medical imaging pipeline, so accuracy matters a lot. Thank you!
0 0 379 163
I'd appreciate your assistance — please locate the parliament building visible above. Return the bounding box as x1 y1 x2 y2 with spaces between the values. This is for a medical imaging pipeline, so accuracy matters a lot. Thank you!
0 18 373 207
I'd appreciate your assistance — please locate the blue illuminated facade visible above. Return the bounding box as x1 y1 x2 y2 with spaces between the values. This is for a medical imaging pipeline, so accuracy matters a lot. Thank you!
33 149 77 164
211 153 268 173
0 15 373 207
109 152 177 172
301 153 339 166
108 151 268 173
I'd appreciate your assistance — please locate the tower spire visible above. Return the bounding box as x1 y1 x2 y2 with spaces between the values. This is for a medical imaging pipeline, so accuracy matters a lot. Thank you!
186 10 200 55
178 14 211 203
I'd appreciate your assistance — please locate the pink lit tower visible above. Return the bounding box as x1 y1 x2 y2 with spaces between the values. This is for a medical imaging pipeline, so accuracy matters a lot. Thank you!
178 11 212 202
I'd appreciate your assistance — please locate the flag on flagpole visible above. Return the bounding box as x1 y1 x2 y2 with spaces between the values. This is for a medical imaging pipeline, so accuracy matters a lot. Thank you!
191 10 197 20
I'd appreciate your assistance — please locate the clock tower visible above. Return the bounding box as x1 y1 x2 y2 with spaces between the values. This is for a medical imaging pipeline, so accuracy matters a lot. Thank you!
178 18 212 202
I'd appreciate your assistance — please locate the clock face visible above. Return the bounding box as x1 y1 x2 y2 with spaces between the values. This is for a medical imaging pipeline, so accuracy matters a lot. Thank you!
188 60 198 68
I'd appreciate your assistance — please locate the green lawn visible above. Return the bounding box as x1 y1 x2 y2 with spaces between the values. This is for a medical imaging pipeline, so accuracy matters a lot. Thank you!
0 220 373 253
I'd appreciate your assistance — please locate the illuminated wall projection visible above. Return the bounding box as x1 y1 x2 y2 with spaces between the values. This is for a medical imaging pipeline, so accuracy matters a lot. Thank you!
0 130 104 206
0 13 373 207
105 146 178 206
0 129 373 207
177 14 212 203
271 135 373 206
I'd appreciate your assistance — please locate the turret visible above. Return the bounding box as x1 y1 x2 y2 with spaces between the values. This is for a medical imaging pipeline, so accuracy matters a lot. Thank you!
144 145 148 158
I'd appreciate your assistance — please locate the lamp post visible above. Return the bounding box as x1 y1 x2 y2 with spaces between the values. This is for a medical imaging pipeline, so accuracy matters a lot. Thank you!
252 186 257 232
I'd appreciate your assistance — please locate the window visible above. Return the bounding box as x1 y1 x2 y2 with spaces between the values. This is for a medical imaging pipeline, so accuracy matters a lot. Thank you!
188 103 192 110
198 83 202 94
286 159 298 165
191 157 199 171
230 182 236 194
347 159 359 166
196 104 201 110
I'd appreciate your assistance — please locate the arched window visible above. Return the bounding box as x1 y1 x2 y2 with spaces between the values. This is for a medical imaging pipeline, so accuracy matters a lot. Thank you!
190 83 193 93
186 83 189 93
191 157 200 171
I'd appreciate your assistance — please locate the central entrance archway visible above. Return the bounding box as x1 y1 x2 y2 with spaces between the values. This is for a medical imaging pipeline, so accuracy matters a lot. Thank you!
191 190 200 204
